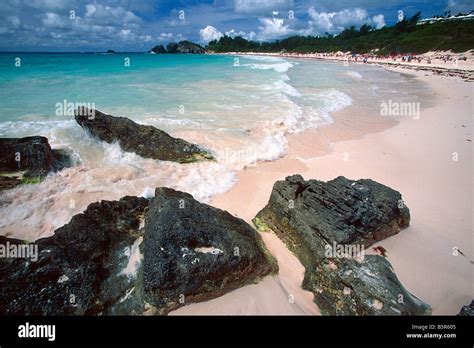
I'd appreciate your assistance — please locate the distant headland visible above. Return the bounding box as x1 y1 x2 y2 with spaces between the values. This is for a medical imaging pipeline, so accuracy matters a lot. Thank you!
148 40 204 54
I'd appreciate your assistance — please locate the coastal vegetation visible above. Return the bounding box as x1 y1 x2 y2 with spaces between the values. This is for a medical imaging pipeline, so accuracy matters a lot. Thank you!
207 13 474 54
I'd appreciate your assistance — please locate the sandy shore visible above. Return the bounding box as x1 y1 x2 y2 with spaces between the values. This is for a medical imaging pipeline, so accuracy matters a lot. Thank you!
172 64 472 315
224 50 474 81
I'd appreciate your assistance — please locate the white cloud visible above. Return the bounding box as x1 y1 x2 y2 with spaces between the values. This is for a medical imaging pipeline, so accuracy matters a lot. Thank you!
42 12 65 28
119 29 133 40
0 0 390 51
234 0 293 15
84 4 141 25
257 17 293 40
446 0 474 13
306 10 336 35
140 35 153 42
0 27 12 35
155 32 185 42
371 14 386 29
7 16 20 28
225 29 257 41
85 4 96 17
331 8 371 27
307 7 385 36
199 25 223 43
50 32 64 39
207 7 384 43
27 0 73 11
240 7 386 42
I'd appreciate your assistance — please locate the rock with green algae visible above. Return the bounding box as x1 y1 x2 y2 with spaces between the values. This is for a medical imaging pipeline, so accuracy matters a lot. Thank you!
0 136 72 192
255 174 431 315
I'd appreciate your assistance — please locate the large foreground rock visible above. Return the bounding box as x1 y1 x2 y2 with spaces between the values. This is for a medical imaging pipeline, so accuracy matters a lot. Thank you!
0 188 276 315
0 196 149 315
75 108 214 163
0 136 71 179
255 175 431 315
143 187 277 314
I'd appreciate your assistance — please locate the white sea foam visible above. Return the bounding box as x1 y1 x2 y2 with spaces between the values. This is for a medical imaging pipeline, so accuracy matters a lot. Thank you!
258 131 289 161
346 71 363 79
0 157 236 241
238 55 285 62
212 103 244 110
269 80 302 97
245 62 294 73
239 54 295 73
0 119 74 137
318 88 353 111
141 187 156 198
0 119 236 240
213 87 353 169
260 88 352 140
139 116 202 128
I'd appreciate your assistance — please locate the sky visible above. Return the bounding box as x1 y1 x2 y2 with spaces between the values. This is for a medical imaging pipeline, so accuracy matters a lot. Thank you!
0 0 472 52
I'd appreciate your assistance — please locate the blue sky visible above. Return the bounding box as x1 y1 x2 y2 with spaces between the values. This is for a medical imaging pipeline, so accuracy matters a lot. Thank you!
0 0 472 51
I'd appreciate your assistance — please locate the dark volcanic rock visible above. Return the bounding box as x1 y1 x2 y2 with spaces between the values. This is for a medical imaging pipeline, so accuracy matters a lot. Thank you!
176 41 205 54
0 176 21 191
0 188 277 315
304 255 431 315
0 196 149 315
75 107 214 163
457 300 474 315
0 136 71 179
255 175 410 265
255 175 430 315
149 45 166 54
166 42 179 53
143 187 277 314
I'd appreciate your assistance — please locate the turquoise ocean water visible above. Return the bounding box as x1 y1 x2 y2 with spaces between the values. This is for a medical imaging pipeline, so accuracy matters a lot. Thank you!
0 53 426 239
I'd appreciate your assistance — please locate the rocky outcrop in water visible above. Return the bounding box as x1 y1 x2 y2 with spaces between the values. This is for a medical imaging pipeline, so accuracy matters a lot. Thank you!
166 41 205 54
255 175 431 315
149 41 205 54
0 188 275 315
74 108 214 163
0 136 72 191
149 45 166 54
143 188 277 314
